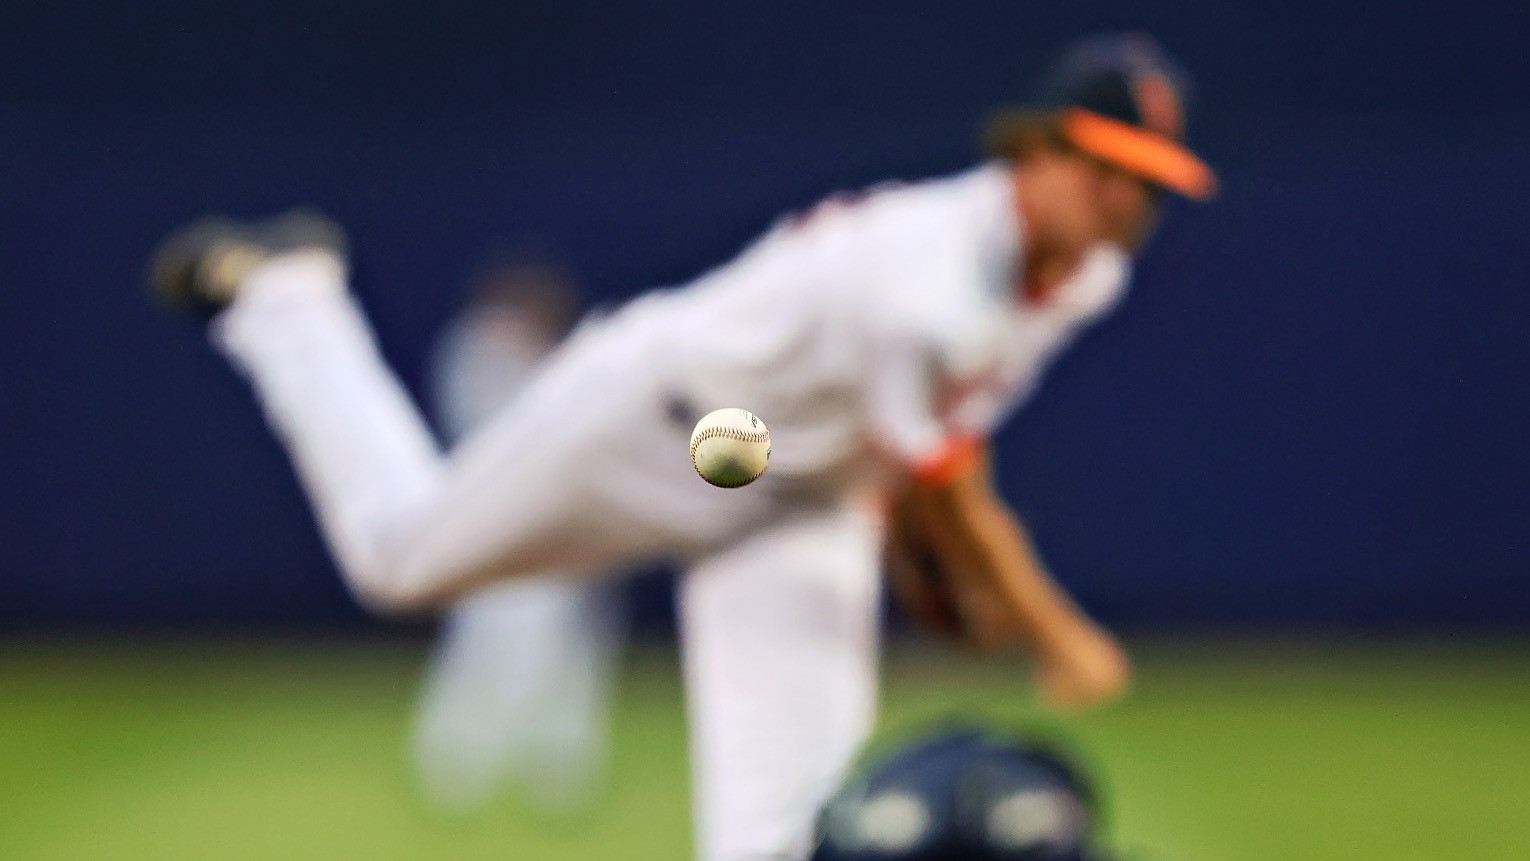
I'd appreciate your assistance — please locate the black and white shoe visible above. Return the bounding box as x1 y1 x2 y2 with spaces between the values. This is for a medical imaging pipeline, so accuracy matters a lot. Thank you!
149 209 348 316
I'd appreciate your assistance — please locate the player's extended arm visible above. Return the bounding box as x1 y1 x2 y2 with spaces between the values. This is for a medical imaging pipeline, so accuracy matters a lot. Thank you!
888 444 1131 711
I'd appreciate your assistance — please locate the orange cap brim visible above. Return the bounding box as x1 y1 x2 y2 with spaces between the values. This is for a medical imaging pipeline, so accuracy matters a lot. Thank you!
1060 108 1218 200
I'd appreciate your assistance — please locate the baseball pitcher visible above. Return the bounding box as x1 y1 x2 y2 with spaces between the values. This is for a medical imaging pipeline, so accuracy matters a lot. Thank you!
150 34 1214 861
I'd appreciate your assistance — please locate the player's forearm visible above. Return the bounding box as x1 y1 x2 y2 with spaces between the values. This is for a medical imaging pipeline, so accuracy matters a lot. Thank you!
902 471 1096 653
956 493 1093 652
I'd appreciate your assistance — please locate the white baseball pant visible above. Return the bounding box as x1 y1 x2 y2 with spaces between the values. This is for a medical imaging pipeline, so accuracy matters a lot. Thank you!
212 250 882 861
682 506 881 861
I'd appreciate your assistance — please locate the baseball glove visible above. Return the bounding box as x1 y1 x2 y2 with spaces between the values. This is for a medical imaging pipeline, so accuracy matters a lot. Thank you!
883 490 1023 650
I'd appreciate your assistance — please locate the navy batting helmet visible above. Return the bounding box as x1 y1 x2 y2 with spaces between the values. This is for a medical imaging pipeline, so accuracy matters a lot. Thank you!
811 727 1110 861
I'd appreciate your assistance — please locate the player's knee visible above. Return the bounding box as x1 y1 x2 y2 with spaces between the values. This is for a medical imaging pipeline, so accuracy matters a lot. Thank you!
347 557 444 617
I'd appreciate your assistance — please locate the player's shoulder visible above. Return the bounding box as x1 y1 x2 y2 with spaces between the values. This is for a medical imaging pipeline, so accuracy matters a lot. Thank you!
778 163 1008 242
853 162 1011 229
863 165 1013 296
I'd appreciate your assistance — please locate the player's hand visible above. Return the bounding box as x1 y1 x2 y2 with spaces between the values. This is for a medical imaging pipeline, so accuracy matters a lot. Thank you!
1034 621 1131 712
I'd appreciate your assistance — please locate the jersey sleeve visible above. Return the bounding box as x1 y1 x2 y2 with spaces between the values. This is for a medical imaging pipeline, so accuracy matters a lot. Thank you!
943 242 1134 437
863 238 1133 485
861 257 1004 486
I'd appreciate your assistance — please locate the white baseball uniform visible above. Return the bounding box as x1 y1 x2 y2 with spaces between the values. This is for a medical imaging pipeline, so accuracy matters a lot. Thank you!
210 162 1130 861
413 305 624 814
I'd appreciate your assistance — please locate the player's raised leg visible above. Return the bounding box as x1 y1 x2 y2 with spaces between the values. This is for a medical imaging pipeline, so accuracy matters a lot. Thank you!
150 212 722 611
680 504 882 861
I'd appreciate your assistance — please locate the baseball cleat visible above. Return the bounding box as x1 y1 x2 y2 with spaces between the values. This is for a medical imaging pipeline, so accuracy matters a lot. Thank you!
149 209 348 316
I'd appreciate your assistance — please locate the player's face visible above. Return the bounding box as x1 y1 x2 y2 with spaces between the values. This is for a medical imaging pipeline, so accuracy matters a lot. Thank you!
1011 149 1160 300
1022 151 1159 253
1091 162 1161 254
1021 150 1110 251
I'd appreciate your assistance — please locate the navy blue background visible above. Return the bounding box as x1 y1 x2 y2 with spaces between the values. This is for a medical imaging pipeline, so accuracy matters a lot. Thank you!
2 1 1527 630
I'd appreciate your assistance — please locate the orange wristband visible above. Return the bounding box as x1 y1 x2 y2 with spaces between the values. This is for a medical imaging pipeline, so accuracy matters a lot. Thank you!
910 437 984 486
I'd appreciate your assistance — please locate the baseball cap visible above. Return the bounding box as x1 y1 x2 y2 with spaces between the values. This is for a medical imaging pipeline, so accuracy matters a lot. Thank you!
988 33 1217 201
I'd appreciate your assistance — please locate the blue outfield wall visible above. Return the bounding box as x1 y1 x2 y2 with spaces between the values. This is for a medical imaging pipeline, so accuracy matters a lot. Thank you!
0 1 1526 629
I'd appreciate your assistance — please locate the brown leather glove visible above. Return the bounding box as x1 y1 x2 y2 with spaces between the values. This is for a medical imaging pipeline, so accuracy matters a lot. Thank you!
883 491 1025 650
883 499 967 639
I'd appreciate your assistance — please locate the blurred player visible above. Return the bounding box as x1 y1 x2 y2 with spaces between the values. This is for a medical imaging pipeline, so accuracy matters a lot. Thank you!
150 34 1214 861
412 261 624 814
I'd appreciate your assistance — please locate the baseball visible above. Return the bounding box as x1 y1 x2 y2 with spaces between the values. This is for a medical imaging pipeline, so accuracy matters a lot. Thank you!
690 408 771 488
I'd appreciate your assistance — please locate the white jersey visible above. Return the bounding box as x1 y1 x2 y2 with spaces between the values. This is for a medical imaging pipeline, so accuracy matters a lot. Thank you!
615 163 1130 491
213 162 1133 593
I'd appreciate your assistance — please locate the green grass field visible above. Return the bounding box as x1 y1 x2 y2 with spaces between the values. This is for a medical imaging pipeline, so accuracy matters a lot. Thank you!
1 637 1526 860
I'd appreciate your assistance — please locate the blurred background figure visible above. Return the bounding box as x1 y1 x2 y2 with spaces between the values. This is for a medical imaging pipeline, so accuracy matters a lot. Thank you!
812 725 1109 861
413 260 625 814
